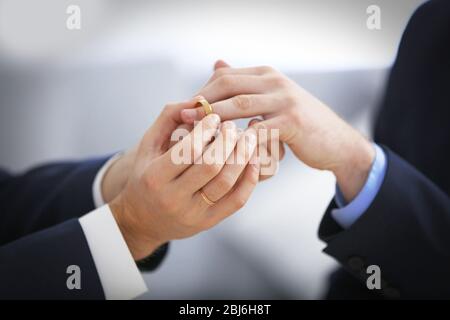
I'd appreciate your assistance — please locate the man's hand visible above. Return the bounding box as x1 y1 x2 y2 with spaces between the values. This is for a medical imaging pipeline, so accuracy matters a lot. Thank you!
100 62 283 205
108 98 260 260
203 62 286 181
180 62 375 202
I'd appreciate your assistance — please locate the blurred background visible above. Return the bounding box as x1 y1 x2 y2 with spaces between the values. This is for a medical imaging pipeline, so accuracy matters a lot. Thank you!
0 0 425 299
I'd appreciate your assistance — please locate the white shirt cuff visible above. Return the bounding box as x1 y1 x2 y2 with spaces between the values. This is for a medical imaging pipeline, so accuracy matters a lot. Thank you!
79 205 148 300
92 153 123 208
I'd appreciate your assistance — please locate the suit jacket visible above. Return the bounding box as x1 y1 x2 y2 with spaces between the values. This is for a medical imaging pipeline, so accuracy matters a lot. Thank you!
0 158 167 299
319 0 450 299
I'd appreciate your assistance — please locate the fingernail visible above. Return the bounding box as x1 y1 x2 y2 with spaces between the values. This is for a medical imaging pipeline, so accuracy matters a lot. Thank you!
222 121 236 130
209 113 221 124
249 119 261 127
181 109 197 122
253 122 266 131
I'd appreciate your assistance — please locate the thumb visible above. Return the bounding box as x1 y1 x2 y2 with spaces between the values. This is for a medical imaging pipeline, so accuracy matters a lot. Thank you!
141 98 198 155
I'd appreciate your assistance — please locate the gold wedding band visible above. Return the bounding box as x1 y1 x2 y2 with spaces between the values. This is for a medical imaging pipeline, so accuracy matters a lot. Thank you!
200 190 215 206
197 98 213 116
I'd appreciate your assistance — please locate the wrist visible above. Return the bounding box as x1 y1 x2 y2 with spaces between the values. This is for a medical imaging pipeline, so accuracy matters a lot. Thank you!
332 134 375 203
109 196 164 261
101 150 135 203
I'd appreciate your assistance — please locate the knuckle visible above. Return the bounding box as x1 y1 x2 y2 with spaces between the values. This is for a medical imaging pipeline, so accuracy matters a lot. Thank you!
219 75 235 89
214 68 228 79
267 74 288 88
232 95 252 111
204 163 222 176
216 175 234 191
284 93 298 107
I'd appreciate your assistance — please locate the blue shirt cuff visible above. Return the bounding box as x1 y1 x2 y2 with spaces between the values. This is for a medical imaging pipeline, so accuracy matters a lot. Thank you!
331 143 387 229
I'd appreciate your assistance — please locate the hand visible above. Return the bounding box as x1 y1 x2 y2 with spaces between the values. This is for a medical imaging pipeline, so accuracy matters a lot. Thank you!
203 62 286 181
99 63 282 203
109 98 260 260
180 62 375 202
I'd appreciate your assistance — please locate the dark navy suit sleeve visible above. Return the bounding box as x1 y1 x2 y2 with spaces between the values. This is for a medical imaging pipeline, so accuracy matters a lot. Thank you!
0 158 169 298
0 158 108 245
0 158 108 299
318 148 450 299
0 219 104 299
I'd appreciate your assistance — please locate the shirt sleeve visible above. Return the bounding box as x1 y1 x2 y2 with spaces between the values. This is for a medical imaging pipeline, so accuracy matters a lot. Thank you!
79 205 148 300
91 153 123 208
80 153 148 300
331 143 387 229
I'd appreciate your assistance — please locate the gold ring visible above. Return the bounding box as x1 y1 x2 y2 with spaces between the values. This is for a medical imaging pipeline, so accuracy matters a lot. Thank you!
200 190 215 206
196 98 213 116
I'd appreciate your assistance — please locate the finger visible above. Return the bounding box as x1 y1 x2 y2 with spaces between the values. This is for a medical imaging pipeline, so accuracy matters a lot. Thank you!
250 116 294 144
196 60 231 97
205 65 273 86
156 113 221 181
146 98 199 151
214 60 230 70
248 118 284 180
249 118 285 161
198 74 272 104
181 93 277 124
175 121 240 193
248 118 261 127
258 150 280 180
168 124 193 149
258 145 284 182
200 129 258 202
205 152 260 224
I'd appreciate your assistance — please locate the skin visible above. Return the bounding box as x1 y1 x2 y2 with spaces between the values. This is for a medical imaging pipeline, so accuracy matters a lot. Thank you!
99 60 373 261
102 98 263 260
181 61 375 203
